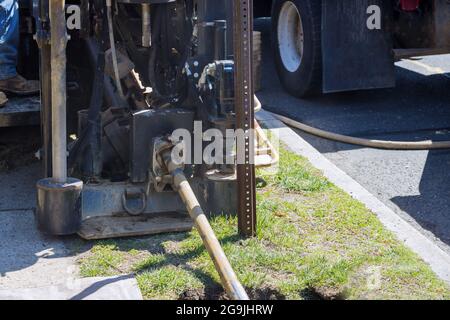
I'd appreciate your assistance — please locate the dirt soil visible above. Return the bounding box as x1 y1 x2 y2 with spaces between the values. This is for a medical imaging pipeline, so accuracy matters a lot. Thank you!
0 126 41 172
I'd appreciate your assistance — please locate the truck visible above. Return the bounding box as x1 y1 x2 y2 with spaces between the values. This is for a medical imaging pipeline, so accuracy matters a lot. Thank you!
254 0 450 97
6 1 446 127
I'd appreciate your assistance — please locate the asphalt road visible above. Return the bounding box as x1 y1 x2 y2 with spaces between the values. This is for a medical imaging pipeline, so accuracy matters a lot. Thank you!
255 18 450 254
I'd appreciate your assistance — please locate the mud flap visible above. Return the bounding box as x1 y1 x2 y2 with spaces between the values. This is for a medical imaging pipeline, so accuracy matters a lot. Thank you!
321 0 395 93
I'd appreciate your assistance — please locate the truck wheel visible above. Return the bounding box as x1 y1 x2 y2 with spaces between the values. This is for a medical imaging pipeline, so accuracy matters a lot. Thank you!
272 0 322 97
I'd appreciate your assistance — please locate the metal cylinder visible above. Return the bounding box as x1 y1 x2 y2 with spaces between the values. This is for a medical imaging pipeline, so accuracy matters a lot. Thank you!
162 151 249 300
214 20 227 60
36 178 83 235
37 0 83 236
49 0 68 183
197 22 216 59
142 4 151 47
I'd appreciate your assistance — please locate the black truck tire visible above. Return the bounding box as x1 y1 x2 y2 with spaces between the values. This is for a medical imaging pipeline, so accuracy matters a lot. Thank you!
271 0 322 97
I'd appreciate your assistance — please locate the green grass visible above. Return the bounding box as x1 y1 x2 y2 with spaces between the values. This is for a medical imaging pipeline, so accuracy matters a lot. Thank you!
77 145 450 300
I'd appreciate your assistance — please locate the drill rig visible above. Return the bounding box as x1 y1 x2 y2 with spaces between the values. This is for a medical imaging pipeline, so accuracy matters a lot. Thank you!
29 0 257 299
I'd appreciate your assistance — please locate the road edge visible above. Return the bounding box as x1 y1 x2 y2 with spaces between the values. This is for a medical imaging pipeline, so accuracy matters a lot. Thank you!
257 109 450 284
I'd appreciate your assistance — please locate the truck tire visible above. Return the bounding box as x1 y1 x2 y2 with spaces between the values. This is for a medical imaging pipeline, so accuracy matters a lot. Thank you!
271 0 322 97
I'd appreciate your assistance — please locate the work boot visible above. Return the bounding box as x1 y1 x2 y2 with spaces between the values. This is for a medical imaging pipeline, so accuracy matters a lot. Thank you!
0 91 7 107
0 74 40 95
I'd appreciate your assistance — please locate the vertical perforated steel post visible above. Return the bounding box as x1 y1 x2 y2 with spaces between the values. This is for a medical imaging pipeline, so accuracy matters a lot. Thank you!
234 0 257 237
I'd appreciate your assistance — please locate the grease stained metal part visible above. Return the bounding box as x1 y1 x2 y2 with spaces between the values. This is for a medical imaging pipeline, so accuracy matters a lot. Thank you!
0 97 40 127
234 0 257 237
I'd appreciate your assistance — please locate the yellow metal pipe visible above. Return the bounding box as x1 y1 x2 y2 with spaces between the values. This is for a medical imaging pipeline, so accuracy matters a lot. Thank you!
162 151 249 300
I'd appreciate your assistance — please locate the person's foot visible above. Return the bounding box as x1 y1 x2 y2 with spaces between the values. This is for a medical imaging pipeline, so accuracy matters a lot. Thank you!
0 91 7 108
0 74 39 95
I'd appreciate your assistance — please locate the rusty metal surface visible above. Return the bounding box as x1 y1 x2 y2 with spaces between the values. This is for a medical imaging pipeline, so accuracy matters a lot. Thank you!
233 0 257 237
81 180 185 218
78 212 193 240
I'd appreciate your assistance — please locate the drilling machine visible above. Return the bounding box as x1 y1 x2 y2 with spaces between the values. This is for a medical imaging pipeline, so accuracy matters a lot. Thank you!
25 0 257 299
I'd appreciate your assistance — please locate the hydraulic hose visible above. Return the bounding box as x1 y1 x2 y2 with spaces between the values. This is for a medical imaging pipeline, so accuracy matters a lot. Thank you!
269 112 450 150
161 150 249 300
106 0 125 99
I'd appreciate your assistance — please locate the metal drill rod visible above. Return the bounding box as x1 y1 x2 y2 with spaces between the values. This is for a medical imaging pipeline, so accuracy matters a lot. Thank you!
49 0 67 183
142 4 151 47
162 151 249 300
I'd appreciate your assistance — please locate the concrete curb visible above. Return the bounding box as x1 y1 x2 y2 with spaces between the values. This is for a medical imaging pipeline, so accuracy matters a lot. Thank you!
257 109 450 284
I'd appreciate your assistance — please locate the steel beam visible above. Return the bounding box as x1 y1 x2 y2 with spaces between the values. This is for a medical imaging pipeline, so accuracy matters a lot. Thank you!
233 0 257 237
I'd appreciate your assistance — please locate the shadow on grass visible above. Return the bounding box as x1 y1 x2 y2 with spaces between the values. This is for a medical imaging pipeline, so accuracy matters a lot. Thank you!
83 231 317 300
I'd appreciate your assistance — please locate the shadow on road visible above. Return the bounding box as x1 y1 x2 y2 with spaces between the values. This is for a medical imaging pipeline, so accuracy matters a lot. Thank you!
392 150 450 245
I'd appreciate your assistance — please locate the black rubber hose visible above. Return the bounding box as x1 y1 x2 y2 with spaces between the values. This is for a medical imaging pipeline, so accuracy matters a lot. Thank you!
269 111 450 150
